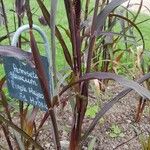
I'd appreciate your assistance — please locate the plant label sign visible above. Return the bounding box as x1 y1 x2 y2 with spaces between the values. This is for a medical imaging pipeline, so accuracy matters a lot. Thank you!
3 56 49 111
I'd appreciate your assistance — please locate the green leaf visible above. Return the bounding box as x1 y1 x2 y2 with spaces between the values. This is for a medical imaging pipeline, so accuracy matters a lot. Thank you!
119 133 125 138
88 137 96 150
86 105 98 118
109 124 124 138
111 124 121 134
109 133 118 138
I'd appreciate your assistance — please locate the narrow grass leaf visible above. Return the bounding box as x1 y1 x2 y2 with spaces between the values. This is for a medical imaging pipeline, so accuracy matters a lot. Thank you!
1 124 13 150
0 76 6 89
0 0 11 44
23 108 38 136
81 72 150 99
30 30 51 108
0 31 15 43
0 46 33 66
25 0 33 28
96 0 127 31
57 24 71 41
36 0 73 70
60 72 150 100
0 114 44 150
96 31 134 38
29 30 61 149
81 72 150 143
0 91 25 149
64 0 79 74
51 0 58 85
109 13 145 50
0 90 12 121
15 0 25 16
131 0 143 22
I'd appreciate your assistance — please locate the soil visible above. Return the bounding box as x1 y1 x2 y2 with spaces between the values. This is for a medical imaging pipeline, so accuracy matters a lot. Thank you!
1 81 150 150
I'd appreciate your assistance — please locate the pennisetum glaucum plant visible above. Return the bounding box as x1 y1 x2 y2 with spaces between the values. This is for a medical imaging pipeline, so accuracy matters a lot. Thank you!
0 0 150 149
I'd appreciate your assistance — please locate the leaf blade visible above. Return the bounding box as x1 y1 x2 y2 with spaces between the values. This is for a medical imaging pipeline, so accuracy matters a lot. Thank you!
81 72 150 143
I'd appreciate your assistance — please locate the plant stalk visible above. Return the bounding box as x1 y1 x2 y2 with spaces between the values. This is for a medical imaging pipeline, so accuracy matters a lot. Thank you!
0 0 11 45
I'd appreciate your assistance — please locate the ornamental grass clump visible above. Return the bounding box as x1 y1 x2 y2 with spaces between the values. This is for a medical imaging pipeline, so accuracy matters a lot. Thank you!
0 0 150 149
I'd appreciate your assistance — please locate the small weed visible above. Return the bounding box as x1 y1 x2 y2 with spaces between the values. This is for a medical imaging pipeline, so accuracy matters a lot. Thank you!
88 137 97 150
85 105 99 118
109 124 125 138
140 135 150 150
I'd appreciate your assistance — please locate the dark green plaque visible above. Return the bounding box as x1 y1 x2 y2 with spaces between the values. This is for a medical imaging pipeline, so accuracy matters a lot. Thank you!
3 56 50 111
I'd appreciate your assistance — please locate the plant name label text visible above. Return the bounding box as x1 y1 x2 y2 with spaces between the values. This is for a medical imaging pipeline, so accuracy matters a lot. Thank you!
3 57 49 111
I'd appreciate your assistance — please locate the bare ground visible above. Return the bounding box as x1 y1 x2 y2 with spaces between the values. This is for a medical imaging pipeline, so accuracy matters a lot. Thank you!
0 84 150 150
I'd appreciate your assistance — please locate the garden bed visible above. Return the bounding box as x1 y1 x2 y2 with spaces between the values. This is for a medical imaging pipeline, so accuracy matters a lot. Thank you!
0 81 149 149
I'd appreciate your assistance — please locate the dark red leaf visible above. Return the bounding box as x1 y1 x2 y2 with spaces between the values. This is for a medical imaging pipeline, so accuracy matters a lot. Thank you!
38 16 48 26
95 0 127 31
15 0 25 16
25 0 33 28
36 0 73 70
81 72 150 143
0 46 33 66
29 30 61 149
0 114 44 150
29 30 51 108
60 72 150 99
1 124 13 150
